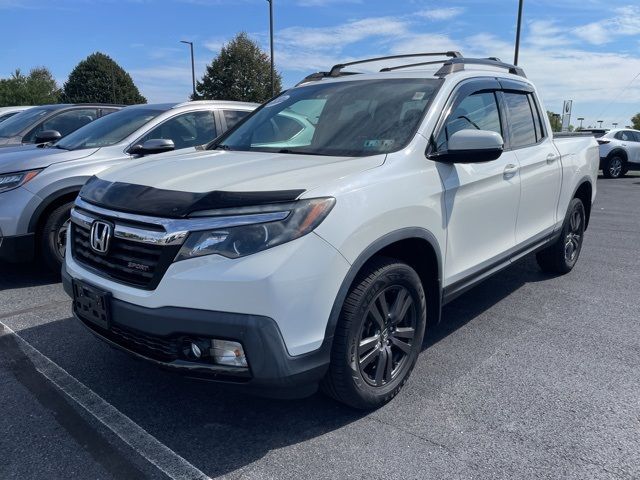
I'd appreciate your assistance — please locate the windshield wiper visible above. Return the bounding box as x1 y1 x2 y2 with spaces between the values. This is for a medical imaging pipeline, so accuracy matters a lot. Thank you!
212 144 233 151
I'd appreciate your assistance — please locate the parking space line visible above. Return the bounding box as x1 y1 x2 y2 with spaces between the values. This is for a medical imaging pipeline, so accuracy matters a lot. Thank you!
0 321 212 480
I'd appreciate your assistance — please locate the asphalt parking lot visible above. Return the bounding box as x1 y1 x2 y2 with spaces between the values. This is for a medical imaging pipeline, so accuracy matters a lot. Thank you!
1 174 639 480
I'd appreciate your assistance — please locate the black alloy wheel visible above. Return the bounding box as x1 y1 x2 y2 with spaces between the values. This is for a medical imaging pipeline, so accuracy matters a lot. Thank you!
357 286 417 387
536 197 586 274
322 257 427 409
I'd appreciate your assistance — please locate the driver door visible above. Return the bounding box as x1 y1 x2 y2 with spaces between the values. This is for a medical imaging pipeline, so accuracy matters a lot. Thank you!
433 80 521 291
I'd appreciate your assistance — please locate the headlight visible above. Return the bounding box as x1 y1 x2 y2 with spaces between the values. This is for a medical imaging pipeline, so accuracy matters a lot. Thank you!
175 197 335 261
0 170 41 194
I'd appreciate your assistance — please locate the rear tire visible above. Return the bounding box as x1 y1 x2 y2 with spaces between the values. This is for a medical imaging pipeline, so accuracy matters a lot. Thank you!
322 257 426 409
40 201 73 273
602 154 625 178
536 198 586 274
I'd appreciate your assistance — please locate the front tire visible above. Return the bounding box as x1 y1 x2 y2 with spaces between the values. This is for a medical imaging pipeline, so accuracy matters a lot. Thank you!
322 257 427 409
602 154 625 178
536 198 586 274
40 202 73 273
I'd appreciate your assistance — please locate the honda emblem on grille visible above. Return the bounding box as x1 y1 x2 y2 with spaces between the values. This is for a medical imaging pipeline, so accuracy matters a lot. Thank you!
90 221 112 254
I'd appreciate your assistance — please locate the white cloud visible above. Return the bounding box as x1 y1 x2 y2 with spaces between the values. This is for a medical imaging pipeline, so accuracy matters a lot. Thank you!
417 7 464 21
574 5 640 45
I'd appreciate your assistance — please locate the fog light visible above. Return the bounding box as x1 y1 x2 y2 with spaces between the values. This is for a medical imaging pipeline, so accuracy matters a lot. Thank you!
210 340 248 368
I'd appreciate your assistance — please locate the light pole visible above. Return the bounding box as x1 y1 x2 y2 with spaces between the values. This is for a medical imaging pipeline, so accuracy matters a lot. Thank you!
514 0 524 65
597 120 603 128
612 122 618 129
180 40 196 99
266 0 275 96
577 117 584 129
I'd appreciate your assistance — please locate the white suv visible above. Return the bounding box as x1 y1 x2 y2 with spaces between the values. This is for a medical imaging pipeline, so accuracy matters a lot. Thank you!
596 128 640 178
63 53 599 409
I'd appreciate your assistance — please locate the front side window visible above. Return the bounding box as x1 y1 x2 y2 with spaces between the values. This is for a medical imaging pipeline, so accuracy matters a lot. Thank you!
139 110 217 150
504 92 537 148
24 108 98 143
214 78 440 157
616 130 635 142
435 91 502 151
56 107 164 150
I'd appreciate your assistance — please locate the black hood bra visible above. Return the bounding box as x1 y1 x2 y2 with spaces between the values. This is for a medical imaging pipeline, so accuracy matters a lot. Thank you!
79 176 305 218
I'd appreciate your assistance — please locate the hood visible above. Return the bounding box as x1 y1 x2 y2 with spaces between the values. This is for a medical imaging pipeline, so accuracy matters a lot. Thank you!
0 144 39 155
0 146 98 174
98 149 385 193
0 136 20 146
82 149 385 217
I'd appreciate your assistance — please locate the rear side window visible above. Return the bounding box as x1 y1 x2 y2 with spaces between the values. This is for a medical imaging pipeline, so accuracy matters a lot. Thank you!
223 110 250 130
435 91 502 151
504 92 537 148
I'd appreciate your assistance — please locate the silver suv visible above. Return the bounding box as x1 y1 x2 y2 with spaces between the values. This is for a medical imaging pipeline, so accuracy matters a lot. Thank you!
0 100 257 270
597 128 640 178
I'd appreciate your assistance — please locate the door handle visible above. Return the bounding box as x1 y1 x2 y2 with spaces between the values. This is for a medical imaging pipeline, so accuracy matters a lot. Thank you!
503 164 519 178
546 153 560 163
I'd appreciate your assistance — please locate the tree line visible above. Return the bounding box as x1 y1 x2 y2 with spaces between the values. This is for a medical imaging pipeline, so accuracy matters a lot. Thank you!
0 33 282 108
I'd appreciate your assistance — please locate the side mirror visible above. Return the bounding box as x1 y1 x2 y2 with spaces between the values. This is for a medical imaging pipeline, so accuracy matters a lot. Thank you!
434 130 504 163
35 130 62 144
130 138 175 156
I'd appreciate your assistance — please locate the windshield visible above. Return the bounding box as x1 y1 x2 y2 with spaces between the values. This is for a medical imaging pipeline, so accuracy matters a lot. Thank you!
214 78 440 157
0 106 57 137
56 107 165 150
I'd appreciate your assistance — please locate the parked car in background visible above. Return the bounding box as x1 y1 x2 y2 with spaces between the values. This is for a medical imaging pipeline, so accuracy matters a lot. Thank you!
62 53 598 409
0 100 256 271
0 106 33 124
0 104 122 148
596 128 640 178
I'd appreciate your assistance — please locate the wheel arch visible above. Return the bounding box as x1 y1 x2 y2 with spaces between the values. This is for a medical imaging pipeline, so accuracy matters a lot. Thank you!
28 187 81 234
607 148 628 162
325 228 443 344
572 179 592 230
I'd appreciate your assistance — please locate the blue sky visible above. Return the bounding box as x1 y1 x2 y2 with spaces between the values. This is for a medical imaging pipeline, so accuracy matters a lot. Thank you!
1 0 640 127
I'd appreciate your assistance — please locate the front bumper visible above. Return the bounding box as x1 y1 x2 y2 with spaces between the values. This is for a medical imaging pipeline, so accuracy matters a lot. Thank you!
62 261 335 397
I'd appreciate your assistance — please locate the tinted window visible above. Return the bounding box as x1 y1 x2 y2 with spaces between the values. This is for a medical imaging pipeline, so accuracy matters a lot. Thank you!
436 91 502 151
139 111 217 150
99 108 120 117
631 131 640 142
0 106 57 137
24 108 98 142
223 110 250 129
528 94 546 142
616 130 635 141
216 79 439 157
504 92 537 148
56 108 164 150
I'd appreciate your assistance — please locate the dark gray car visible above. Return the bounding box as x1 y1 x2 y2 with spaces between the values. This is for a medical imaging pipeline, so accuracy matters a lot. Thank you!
0 104 122 147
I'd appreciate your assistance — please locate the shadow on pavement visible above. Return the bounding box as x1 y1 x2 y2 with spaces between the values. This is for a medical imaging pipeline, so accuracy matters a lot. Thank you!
0 261 59 291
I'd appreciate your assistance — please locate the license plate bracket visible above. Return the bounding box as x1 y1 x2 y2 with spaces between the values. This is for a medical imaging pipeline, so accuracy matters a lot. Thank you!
73 280 111 330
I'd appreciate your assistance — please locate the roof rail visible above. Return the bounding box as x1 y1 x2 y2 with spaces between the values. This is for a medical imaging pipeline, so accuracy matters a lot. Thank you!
329 51 462 77
435 57 526 78
295 53 526 86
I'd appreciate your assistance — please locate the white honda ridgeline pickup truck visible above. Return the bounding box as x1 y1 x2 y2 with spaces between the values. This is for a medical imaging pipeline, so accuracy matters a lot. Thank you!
63 53 599 409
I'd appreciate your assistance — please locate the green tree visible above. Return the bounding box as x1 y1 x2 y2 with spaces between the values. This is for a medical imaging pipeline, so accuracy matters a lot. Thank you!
62 52 146 104
547 110 562 132
195 32 282 103
0 68 61 106
631 113 640 130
